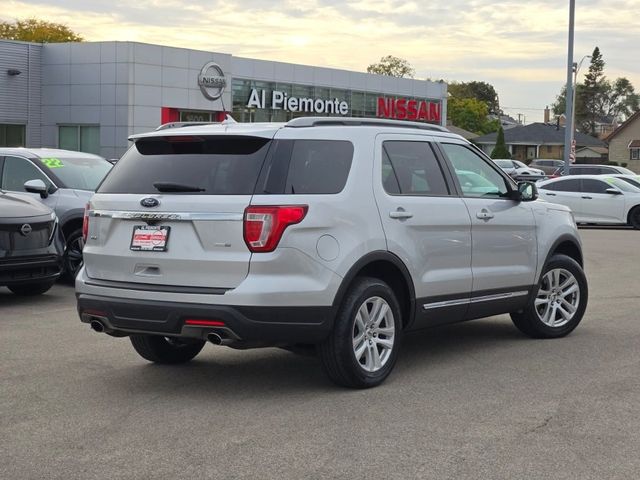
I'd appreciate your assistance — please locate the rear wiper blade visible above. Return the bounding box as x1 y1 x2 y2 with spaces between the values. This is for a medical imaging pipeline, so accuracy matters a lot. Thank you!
153 182 205 192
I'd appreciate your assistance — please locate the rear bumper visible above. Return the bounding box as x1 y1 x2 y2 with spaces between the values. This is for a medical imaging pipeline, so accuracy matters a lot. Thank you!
77 294 336 345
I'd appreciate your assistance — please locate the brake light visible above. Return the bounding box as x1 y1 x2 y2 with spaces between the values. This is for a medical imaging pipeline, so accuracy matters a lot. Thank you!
243 205 308 252
82 203 90 242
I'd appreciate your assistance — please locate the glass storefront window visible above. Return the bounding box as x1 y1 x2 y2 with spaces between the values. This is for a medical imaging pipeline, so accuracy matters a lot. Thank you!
230 78 443 125
59 125 100 154
0 124 26 147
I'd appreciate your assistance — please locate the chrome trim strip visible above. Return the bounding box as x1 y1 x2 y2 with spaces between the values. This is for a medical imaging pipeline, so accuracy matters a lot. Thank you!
89 210 243 221
422 290 529 310
471 290 529 304
422 298 470 310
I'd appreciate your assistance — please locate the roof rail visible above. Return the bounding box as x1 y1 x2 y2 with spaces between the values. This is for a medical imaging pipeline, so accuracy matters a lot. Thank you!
155 121 219 131
285 116 449 132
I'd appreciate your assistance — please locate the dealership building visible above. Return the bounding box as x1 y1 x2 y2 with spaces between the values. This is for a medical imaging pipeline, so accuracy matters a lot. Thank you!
0 39 448 159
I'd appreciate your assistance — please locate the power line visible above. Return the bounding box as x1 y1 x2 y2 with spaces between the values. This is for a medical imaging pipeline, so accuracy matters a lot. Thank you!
501 106 546 111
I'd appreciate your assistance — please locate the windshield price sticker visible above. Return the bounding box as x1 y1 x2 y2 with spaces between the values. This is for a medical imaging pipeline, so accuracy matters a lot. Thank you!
130 225 170 252
40 158 65 168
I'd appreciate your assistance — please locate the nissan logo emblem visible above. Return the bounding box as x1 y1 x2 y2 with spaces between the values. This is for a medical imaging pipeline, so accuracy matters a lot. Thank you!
140 197 160 208
20 224 32 236
198 62 226 101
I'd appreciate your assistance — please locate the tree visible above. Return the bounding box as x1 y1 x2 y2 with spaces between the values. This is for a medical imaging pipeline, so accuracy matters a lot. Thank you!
367 55 415 78
490 126 511 159
448 97 499 135
0 18 83 43
448 81 500 115
551 47 639 136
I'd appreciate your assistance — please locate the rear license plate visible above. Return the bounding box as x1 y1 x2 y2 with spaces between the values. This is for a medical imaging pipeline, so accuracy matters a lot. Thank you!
130 225 170 252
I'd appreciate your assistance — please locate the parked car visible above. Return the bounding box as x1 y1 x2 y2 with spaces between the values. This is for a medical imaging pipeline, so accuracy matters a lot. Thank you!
0 189 64 295
493 159 545 177
530 159 564 175
0 148 112 279
77 117 588 388
551 164 635 177
538 175 640 228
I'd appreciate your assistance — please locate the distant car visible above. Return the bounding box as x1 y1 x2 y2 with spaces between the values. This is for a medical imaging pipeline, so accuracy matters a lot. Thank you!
493 159 545 177
538 175 640 229
551 164 635 177
530 159 564 175
0 148 112 279
0 189 64 295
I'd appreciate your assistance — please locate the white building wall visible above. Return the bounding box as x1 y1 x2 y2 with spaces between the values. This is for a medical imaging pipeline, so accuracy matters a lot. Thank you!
42 42 231 158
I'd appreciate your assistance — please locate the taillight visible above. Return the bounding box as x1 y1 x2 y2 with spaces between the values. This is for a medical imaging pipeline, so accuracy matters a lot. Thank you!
82 203 90 242
243 205 308 252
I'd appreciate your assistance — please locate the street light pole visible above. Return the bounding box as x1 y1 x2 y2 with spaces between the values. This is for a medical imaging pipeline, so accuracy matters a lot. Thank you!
569 55 591 165
563 0 575 175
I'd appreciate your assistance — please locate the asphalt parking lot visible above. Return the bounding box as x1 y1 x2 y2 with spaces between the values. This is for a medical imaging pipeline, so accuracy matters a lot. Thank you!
1 228 639 479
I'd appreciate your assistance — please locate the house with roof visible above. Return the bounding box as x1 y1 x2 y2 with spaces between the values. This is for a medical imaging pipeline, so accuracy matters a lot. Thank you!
472 122 606 163
606 110 640 173
446 122 478 140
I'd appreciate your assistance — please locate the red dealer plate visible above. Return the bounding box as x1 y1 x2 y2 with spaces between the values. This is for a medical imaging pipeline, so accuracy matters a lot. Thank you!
130 225 170 252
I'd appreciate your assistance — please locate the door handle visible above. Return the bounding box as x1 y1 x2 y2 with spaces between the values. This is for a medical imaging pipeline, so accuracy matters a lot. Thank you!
545 192 556 196
581 196 592 199
476 209 494 220
389 209 413 219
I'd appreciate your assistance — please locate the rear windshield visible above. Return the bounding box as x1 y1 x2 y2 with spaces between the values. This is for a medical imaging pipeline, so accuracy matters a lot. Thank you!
98 136 271 195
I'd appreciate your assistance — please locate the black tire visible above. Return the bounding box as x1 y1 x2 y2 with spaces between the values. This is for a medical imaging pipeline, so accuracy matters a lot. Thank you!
62 228 84 281
511 254 588 338
8 280 56 296
318 277 403 388
129 335 206 364
628 206 640 230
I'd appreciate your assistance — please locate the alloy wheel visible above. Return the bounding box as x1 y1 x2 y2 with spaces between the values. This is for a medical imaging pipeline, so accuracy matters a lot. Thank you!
352 296 395 372
535 268 580 327
65 235 84 277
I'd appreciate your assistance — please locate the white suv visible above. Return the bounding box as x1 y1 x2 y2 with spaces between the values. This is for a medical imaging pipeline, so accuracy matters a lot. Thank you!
76 117 588 388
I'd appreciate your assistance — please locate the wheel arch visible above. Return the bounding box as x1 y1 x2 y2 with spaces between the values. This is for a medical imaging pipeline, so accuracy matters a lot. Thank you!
332 251 416 329
626 204 640 227
545 234 583 268
59 211 84 240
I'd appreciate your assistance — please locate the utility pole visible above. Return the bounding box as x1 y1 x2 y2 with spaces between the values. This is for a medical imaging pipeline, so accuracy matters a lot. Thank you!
563 0 575 175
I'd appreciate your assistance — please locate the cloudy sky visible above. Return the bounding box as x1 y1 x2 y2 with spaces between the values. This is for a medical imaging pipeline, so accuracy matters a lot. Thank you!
4 0 639 122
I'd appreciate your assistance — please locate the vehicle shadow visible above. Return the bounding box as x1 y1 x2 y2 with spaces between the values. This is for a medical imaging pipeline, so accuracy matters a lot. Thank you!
0 284 73 307
101 317 525 397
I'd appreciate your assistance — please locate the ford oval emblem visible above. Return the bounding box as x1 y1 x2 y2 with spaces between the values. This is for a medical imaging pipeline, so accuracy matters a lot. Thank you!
140 197 160 208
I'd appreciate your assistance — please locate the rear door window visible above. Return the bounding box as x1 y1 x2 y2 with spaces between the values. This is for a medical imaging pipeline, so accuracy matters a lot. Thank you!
98 136 271 195
381 141 449 195
547 179 581 192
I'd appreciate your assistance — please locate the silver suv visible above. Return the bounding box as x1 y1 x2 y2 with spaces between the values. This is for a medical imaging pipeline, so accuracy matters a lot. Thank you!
76 118 588 388
0 148 112 278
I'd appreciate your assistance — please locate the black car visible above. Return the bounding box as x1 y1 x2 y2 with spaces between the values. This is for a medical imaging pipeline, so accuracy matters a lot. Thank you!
0 190 64 295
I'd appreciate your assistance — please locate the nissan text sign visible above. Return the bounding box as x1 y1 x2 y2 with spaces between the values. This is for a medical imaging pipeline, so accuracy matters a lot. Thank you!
377 97 441 123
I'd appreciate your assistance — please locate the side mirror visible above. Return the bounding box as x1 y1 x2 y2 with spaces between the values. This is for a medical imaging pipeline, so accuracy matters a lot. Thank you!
24 179 49 199
516 181 538 202
605 188 622 195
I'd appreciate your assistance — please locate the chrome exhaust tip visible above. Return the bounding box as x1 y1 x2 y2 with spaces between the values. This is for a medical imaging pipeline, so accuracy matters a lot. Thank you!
207 332 223 345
